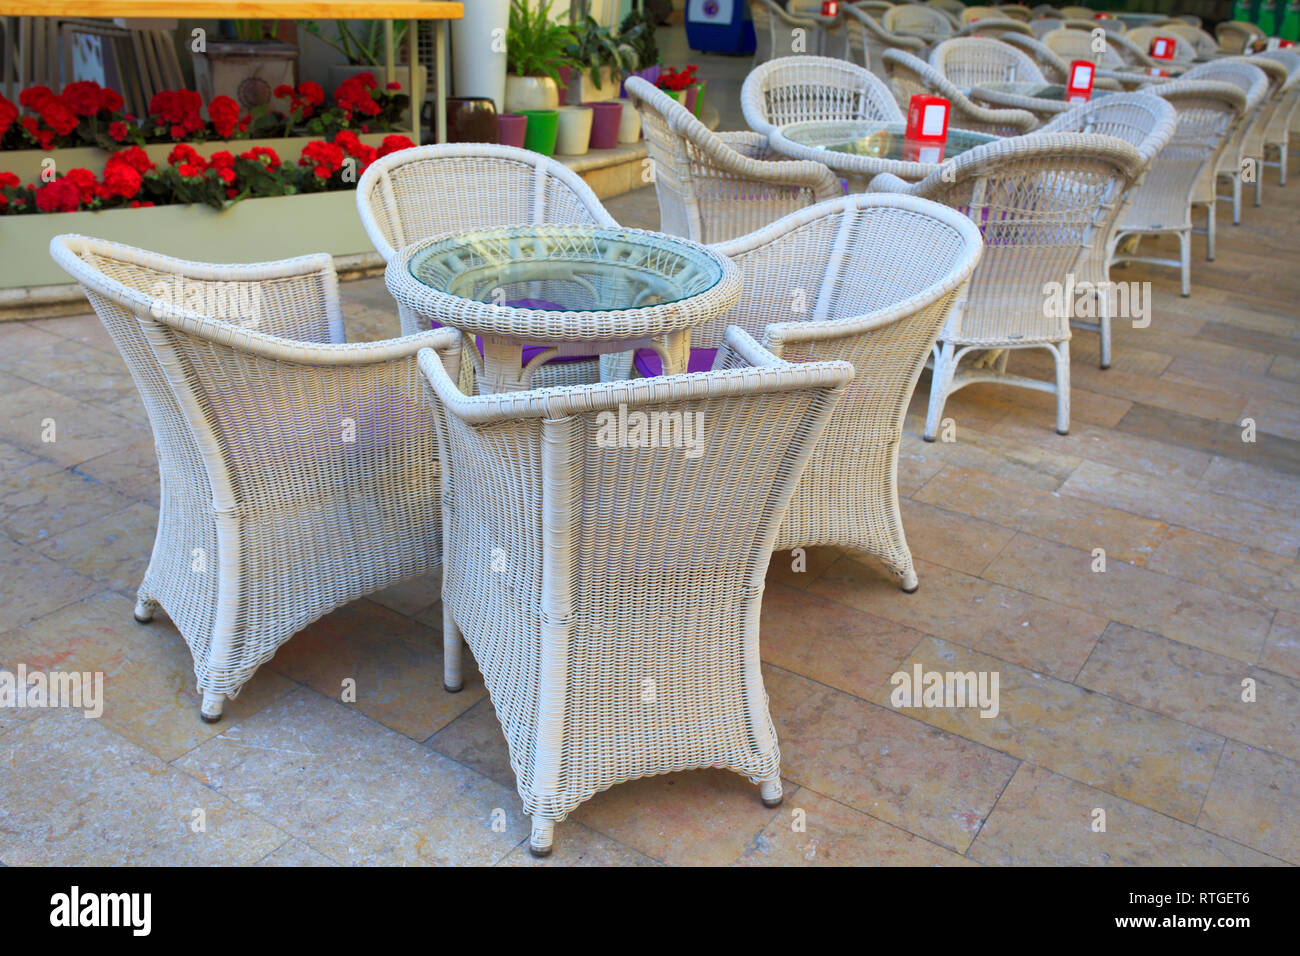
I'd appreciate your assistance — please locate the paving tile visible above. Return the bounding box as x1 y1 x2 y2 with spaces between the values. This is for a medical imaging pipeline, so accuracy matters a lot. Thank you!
915 466 1168 567
1145 526 1300 615
765 545 843 590
267 599 486 742
807 551 1106 681
984 533 1273 663
1261 611 1300 681
0 459 136 547
968 763 1282 866
988 418 1211 483
1200 455 1300 514
254 839 339 866
758 582 925 700
426 696 516 789
897 498 1017 576
30 501 158 592
897 423 1082 494
24 314 121 356
1077 623 1300 761
877 638 1223 823
1 591 294 761
1198 742 1300 865
736 787 976 866
0 709 287 865
1059 460 1300 557
0 534 99 633
0 385 135 467
366 571 442 619
764 665 1019 852
74 440 160 503
173 686 529 865
1116 402 1300 477
499 822 661 866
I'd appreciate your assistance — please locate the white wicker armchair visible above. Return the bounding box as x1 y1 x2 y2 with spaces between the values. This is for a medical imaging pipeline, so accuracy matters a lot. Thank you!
955 17 1034 38
1260 51 1300 186
961 5 999 23
930 36 1045 87
1102 81 1245 297
842 6 928 79
1215 20 1263 54
740 55 903 139
883 48 1039 134
49 235 463 722
626 76 841 244
1046 27 1130 70
1126 26 1197 64
705 194 983 591
423 325 853 856
885 4 956 37
1181 58 1270 230
750 0 831 64
867 133 1144 437
999 32 1126 88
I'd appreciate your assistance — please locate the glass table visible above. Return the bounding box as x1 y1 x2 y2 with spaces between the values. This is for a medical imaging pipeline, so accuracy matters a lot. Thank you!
387 225 741 393
971 81 1118 119
769 120 997 187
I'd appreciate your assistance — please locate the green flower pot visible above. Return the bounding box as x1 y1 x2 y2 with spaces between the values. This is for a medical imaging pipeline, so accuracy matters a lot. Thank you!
520 109 559 157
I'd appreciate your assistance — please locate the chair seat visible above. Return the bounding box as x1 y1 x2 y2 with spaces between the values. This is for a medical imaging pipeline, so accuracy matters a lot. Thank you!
633 346 719 378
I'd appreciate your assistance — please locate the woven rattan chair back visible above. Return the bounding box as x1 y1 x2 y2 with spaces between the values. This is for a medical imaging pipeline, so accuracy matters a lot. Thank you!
741 55 903 138
883 48 1039 134
931 36 1045 86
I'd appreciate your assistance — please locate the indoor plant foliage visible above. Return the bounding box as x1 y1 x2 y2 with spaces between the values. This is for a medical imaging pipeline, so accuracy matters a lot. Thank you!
505 0 575 111
564 15 637 101
300 19 425 102
618 7 661 73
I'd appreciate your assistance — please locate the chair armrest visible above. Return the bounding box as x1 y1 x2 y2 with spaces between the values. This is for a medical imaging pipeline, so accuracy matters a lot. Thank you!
717 130 777 161
713 324 785 370
867 172 916 193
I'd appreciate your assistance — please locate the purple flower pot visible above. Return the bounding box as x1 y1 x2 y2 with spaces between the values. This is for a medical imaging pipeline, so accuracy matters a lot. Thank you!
584 101 623 150
498 113 528 148
557 65 571 103
620 64 662 98
684 85 699 114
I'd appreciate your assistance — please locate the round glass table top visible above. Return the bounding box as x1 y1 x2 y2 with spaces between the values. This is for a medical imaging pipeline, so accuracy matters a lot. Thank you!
780 120 995 162
977 82 1118 102
395 225 741 342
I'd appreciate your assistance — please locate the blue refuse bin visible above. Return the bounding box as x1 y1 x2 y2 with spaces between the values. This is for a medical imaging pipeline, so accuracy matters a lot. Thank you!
685 0 757 55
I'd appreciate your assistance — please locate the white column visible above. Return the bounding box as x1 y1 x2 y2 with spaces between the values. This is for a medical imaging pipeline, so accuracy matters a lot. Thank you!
452 0 510 112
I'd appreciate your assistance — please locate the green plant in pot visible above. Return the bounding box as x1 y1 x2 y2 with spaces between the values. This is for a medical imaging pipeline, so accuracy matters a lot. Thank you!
301 20 426 105
192 20 300 111
563 15 637 103
505 0 575 112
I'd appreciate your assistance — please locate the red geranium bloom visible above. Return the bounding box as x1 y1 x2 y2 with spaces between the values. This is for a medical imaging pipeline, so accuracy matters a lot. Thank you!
273 84 295 99
208 96 240 139
99 162 142 200
244 145 281 169
176 163 204 179
300 140 345 174
385 82 402 91
130 200 154 208
62 81 104 117
63 167 99 204
107 146 154 175
19 85 57 110
100 87 124 113
208 150 235 169
108 121 129 142
35 178 83 213
299 81 325 106
0 93 19 139
0 171 20 189
168 144 206 169
335 75 381 116
39 100 80 136
377 134 416 157
21 116 55 150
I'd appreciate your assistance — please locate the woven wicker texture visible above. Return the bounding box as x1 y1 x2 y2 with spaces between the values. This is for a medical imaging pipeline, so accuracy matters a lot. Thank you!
885 4 955 37
1181 59 1269 230
1103 81 1245 297
1126 26 1197 64
931 36 1045 87
955 17 1034 38
1215 21 1263 55
626 76 841 244
423 326 853 854
48 235 463 721
750 0 837 65
741 55 904 140
883 48 1040 134
842 6 927 79
1259 51 1300 186
708 193 983 589
961 5 999 24
867 133 1144 437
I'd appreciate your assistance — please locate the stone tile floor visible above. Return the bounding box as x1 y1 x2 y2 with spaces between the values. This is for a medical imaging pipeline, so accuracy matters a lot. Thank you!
2 115 1299 867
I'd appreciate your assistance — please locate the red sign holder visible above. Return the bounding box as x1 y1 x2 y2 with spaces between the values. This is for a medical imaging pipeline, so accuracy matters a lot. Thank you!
1065 60 1095 104
903 94 950 165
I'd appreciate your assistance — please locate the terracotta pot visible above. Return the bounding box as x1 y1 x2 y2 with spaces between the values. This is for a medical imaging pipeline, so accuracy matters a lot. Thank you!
498 113 528 148
520 109 559 156
505 74 560 112
555 106 594 155
616 98 641 143
193 41 299 110
585 101 623 149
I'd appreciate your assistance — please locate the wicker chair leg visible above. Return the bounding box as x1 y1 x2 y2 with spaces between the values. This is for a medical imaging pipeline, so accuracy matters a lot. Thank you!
133 596 157 623
200 691 224 723
443 605 463 693
1179 230 1191 298
1206 204 1216 261
923 341 956 442
1279 144 1288 186
529 818 555 857
1231 172 1241 225
1052 341 1071 436
759 778 784 808
1254 161 1262 206
899 562 920 593
1098 293 1112 370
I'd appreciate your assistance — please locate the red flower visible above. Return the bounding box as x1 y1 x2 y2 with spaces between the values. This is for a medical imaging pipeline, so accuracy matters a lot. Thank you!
19 85 56 110
226 187 238 199
21 116 55 150
39 100 80 136
386 82 402 91
0 171 20 189
130 200 154 208
62 81 104 117
99 162 142 200
208 96 240 139
64 167 99 204
149 89 204 138
108 121 129 142
108 146 154 174
244 145 281 169
299 81 325 106
209 150 236 170
273 84 294 99
217 167 236 184
176 163 204 179
377 134 416 158
335 75 381 116
35 178 82 213
0 94 16 140
100 87 124 113
168 143 206 169
299 140 345 174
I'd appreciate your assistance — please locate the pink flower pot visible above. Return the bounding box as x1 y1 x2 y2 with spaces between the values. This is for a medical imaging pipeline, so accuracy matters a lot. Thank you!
684 85 699 114
498 113 527 148
584 100 623 150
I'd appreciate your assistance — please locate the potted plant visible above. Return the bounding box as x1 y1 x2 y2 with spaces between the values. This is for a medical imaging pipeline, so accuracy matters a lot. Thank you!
657 65 699 110
563 15 637 104
192 20 299 112
301 20 426 105
505 0 574 113
618 6 662 93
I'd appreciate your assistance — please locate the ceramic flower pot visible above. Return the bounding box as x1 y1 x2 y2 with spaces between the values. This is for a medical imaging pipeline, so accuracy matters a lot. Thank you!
616 98 641 143
620 64 661 98
692 81 707 117
585 101 623 150
193 41 299 110
445 96 498 143
660 88 682 102
498 113 528 148
684 85 699 114
555 106 594 155
505 74 560 112
520 109 559 156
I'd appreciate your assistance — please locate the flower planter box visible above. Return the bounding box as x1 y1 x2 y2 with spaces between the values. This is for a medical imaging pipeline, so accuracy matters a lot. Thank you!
565 66 622 105
2 190 373 290
0 134 391 187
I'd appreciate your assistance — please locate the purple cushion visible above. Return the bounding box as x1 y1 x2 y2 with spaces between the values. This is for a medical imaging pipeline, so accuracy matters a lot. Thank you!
633 346 719 378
